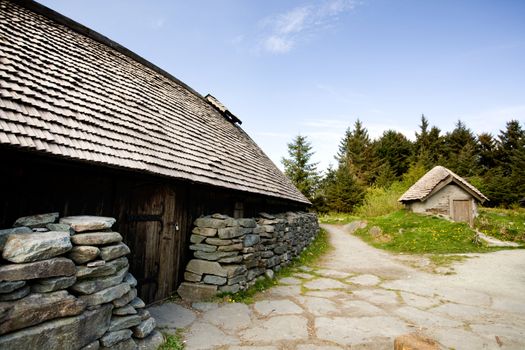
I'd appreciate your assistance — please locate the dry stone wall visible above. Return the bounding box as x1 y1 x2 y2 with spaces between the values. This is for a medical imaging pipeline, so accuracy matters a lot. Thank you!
0 213 162 350
178 212 319 300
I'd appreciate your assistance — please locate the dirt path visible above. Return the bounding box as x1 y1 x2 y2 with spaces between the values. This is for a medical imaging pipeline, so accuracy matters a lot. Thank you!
149 224 525 350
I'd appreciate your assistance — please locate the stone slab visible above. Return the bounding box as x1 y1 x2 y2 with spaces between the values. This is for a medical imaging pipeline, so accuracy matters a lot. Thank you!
113 287 137 308
76 264 117 280
315 316 409 345
183 322 239 350
132 317 156 338
347 274 381 286
68 246 100 264
0 285 30 301
295 296 339 316
202 275 226 285
113 304 137 316
0 280 25 294
353 289 400 305
31 275 76 293
177 282 217 301
303 278 347 290
0 257 76 281
186 259 227 277
217 227 243 239
278 277 302 285
136 330 164 350
60 216 116 233
316 269 352 279
71 232 122 246
99 243 130 261
399 292 439 309
14 212 59 228
194 250 237 261
80 340 100 350
0 304 112 350
148 303 196 329
108 314 142 332
202 303 251 331
100 329 132 347
2 231 72 263
79 283 130 307
340 300 386 316
393 306 463 328
71 267 128 294
124 273 137 288
46 223 71 232
0 291 86 334
254 299 303 316
0 227 32 252
191 302 219 312
240 315 308 342
130 297 146 309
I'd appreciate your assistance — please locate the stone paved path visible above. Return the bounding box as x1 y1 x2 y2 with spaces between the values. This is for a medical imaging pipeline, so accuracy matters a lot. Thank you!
149 224 525 350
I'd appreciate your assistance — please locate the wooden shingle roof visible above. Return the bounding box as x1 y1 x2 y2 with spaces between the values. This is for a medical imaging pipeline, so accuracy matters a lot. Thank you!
399 166 488 203
0 0 309 205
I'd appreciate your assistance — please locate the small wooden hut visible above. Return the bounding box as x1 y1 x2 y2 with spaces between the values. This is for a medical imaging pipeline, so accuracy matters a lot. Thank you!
399 166 488 225
0 0 310 303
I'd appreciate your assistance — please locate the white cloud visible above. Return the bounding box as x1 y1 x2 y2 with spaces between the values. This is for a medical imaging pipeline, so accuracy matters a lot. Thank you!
259 0 357 54
264 36 294 54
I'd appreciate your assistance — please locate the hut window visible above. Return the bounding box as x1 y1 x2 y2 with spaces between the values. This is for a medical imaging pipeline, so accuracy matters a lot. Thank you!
234 201 244 219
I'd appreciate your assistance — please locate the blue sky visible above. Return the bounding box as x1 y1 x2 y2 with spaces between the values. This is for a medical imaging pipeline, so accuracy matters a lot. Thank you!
40 0 525 172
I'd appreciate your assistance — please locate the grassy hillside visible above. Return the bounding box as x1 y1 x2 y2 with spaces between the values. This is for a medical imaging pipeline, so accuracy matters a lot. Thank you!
475 208 525 243
346 210 499 253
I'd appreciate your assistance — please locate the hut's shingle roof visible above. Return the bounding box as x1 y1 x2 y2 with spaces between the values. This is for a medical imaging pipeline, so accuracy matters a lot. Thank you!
0 0 309 205
399 166 488 203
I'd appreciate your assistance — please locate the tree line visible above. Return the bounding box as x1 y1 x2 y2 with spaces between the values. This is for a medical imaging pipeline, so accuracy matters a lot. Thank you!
281 116 525 212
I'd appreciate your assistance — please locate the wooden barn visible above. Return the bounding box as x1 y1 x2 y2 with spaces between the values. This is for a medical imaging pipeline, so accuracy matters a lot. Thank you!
399 166 488 225
0 0 310 303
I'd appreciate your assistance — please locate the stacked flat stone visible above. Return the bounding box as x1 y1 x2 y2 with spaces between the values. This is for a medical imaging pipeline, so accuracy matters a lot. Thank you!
0 214 160 350
178 211 319 301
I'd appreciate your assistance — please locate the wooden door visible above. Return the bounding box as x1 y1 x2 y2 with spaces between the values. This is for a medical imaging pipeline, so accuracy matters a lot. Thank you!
452 200 471 225
122 183 178 303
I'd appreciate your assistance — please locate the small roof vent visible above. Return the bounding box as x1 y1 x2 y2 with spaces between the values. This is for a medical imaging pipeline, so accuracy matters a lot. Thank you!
205 94 242 125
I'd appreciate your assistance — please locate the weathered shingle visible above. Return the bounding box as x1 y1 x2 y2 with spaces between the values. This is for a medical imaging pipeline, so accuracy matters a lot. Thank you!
399 166 488 203
0 0 309 205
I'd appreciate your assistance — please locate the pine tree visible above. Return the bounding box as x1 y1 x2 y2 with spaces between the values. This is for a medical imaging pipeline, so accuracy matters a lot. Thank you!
477 132 496 174
496 120 525 175
414 114 430 156
281 135 319 201
336 119 375 184
373 130 413 178
442 120 479 176
414 115 443 169
324 163 365 212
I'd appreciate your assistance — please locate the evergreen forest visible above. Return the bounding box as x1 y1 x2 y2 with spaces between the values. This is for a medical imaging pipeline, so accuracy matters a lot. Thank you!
281 116 525 213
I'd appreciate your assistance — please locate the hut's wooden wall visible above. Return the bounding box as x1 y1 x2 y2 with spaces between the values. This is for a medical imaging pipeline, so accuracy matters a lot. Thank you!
0 147 307 303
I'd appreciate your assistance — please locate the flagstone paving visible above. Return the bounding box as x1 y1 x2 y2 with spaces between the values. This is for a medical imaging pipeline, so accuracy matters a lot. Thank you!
149 224 525 349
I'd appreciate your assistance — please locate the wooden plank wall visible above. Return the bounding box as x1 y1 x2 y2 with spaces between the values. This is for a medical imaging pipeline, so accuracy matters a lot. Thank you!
0 148 307 303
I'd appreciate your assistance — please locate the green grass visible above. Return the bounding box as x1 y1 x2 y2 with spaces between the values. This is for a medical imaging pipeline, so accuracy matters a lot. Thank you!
158 331 184 350
353 210 499 254
218 227 331 303
319 213 360 225
475 207 525 243
354 184 405 218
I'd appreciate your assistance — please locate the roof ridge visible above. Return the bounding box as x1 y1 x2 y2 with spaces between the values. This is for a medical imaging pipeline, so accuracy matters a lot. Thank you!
399 165 488 203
